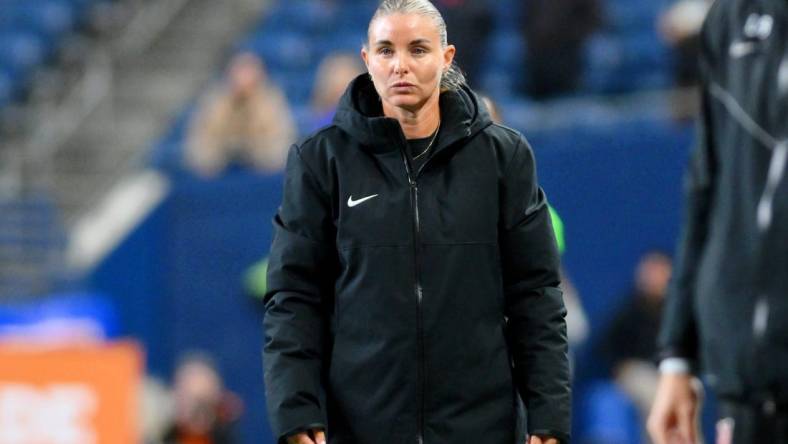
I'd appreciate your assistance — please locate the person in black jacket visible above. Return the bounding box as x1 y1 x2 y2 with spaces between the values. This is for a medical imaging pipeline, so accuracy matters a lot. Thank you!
433 0 494 88
262 1 571 444
522 0 602 99
648 1 788 443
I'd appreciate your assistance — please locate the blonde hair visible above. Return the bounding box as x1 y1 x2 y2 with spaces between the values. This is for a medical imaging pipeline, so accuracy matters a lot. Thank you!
366 0 467 91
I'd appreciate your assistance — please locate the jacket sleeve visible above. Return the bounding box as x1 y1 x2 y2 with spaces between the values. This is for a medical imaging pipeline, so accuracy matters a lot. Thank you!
499 138 571 443
263 145 337 443
656 10 719 368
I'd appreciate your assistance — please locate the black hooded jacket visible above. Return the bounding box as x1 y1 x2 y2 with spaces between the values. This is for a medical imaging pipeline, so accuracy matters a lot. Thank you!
263 74 571 444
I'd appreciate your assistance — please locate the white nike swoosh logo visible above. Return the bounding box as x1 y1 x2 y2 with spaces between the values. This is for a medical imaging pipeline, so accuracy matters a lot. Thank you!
347 194 379 207
729 40 756 58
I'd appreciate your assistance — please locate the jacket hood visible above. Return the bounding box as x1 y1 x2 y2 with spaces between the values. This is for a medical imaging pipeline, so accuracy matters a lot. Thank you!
332 74 493 154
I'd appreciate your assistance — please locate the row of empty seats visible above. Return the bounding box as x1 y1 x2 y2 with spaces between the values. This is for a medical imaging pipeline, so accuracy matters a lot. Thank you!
0 193 67 299
0 0 101 109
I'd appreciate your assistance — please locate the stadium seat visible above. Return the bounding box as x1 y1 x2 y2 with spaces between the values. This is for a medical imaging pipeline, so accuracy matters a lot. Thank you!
336 2 377 30
10 0 76 44
0 65 16 107
608 1 663 35
583 32 671 93
0 30 48 77
487 30 526 73
312 31 366 55
480 68 516 100
241 32 315 72
146 104 196 171
262 0 338 35
577 381 642 444
64 0 96 21
492 0 521 31
270 69 314 106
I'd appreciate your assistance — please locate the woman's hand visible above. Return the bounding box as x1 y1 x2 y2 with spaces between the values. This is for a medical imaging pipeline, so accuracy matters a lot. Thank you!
528 435 559 444
286 428 326 444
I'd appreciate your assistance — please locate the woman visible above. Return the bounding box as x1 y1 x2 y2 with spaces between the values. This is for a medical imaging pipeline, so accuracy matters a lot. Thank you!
263 1 570 443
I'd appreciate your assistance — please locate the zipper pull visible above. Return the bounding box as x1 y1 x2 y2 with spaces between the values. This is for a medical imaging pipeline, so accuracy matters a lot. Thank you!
753 296 770 340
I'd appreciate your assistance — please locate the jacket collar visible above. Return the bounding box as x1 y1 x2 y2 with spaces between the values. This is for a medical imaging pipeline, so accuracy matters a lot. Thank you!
333 74 491 156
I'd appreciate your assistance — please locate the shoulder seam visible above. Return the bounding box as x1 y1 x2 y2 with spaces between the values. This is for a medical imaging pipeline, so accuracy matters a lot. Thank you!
293 144 333 205
500 130 525 179
297 124 340 148
489 122 522 138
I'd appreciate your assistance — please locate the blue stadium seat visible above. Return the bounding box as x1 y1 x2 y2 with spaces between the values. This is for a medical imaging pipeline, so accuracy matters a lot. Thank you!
493 0 521 31
261 0 338 35
577 381 642 444
0 66 16 107
479 68 516 100
10 0 76 43
583 32 671 93
312 31 366 55
487 30 525 73
63 0 96 21
495 98 540 132
270 69 314 106
146 103 196 171
608 1 663 35
291 104 318 137
336 1 377 30
240 32 315 72
0 30 48 77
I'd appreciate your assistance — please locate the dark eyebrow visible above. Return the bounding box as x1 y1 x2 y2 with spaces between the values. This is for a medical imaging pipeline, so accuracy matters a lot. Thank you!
373 38 432 46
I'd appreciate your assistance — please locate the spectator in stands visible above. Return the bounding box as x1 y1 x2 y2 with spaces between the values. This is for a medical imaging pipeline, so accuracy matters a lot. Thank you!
307 52 365 132
185 52 296 177
162 352 242 444
522 0 603 99
433 0 494 87
601 251 672 440
658 0 712 87
657 0 713 120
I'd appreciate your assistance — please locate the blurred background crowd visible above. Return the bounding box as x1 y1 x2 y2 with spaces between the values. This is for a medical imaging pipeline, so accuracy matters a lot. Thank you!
0 0 715 443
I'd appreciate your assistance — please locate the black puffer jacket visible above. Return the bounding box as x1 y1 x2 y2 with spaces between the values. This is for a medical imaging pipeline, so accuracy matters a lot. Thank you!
263 75 571 444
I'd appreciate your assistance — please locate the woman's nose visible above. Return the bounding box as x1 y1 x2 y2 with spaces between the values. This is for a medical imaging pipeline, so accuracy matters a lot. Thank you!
393 53 409 74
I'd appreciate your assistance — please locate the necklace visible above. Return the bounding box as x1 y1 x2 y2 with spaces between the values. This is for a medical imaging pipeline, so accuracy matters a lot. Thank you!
412 122 440 160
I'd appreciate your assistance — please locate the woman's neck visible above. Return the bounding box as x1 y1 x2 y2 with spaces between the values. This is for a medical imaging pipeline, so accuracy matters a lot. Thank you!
383 93 441 139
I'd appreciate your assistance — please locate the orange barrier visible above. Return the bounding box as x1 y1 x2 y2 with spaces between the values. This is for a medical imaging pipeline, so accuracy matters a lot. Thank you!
0 341 142 444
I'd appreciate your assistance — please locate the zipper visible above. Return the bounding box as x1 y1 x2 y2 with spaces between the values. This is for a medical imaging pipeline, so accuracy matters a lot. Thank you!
756 141 787 231
400 148 425 444
752 296 769 340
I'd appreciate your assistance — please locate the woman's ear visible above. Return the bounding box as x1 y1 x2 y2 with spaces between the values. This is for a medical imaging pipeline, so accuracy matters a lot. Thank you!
443 44 456 70
360 47 369 69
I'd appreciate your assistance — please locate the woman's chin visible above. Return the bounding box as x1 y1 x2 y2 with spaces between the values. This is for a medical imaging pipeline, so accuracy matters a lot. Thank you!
385 95 427 111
